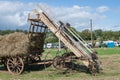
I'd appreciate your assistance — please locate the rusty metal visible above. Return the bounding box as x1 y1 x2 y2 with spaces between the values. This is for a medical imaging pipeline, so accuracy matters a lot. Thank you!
53 56 65 70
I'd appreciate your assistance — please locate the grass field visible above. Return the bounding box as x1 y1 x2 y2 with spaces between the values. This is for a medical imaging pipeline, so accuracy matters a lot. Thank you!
94 47 120 55
0 47 120 80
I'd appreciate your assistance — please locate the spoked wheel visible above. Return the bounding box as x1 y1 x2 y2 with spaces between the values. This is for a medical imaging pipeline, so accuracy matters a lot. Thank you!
7 56 24 75
53 56 65 70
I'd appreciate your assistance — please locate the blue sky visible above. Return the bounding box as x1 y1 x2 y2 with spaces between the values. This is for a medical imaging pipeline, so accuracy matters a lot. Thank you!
8 0 120 7
0 0 120 31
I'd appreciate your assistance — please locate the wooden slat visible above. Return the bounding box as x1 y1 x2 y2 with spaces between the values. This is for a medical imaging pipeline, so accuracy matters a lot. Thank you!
28 19 41 22
39 12 91 67
28 60 53 65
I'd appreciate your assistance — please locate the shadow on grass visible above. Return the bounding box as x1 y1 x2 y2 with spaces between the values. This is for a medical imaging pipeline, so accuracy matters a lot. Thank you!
23 63 52 74
0 63 52 74
65 62 89 73
52 62 90 77
0 62 89 75
0 65 8 74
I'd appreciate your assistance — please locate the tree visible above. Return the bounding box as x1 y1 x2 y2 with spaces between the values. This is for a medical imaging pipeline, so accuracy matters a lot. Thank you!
45 32 58 43
94 29 102 38
79 29 91 40
102 31 113 40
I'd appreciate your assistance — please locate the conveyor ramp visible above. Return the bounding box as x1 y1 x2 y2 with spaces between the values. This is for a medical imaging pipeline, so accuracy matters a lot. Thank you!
28 10 98 68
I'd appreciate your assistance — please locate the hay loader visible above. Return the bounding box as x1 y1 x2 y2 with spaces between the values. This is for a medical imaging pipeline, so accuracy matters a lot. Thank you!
27 8 102 75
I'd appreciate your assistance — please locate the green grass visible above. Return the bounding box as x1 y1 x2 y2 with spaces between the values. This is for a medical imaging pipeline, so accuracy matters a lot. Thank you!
0 48 120 80
43 47 120 56
42 48 68 58
94 47 120 55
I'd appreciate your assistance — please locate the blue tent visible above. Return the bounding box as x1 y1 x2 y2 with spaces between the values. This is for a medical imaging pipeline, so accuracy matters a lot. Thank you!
107 42 115 48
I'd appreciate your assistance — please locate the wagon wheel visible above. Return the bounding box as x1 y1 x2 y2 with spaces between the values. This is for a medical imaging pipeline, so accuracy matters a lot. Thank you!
53 56 65 70
7 56 24 75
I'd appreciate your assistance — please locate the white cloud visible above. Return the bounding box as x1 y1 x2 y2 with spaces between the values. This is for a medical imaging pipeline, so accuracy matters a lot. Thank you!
0 1 35 29
0 1 109 31
42 5 107 31
96 6 109 13
0 1 23 15
73 5 81 9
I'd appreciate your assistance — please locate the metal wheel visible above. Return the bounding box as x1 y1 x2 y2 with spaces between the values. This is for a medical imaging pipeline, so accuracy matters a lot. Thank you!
7 56 24 75
53 56 65 70
88 62 97 76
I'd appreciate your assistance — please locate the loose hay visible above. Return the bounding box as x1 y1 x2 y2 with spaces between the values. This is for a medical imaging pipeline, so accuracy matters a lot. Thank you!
0 35 3 41
0 32 45 57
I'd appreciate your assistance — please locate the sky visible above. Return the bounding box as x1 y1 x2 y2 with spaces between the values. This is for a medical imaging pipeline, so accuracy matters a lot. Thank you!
0 0 120 31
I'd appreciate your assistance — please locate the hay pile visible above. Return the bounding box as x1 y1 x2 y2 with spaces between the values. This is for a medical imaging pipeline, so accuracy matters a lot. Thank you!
0 35 3 41
0 32 45 57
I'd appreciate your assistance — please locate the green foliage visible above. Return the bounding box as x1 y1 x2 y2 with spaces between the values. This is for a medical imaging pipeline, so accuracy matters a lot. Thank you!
79 29 91 40
0 28 120 43
70 27 78 32
101 30 120 41
79 29 120 41
94 29 103 37
45 32 58 43
102 30 113 40
0 30 14 35
0 29 27 35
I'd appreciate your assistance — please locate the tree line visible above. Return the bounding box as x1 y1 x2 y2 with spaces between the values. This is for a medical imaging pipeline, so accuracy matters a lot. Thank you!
79 29 120 42
0 29 27 35
0 29 120 43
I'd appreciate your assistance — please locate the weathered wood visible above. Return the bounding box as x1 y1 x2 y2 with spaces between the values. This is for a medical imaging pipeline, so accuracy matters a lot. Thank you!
39 12 90 67
28 60 53 65
28 19 41 22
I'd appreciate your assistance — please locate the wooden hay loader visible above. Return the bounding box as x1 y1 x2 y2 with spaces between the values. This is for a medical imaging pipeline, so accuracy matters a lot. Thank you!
27 8 102 75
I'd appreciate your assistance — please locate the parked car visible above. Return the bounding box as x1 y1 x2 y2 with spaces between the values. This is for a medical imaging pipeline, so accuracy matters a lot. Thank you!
43 44 47 48
118 43 120 47
55 43 66 48
46 43 54 48
114 42 118 46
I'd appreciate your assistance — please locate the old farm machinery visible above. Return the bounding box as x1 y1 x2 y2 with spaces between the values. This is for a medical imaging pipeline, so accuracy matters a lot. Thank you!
0 8 101 75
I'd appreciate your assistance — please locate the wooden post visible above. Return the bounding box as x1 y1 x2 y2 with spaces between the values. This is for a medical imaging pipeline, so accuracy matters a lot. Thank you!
90 19 93 47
